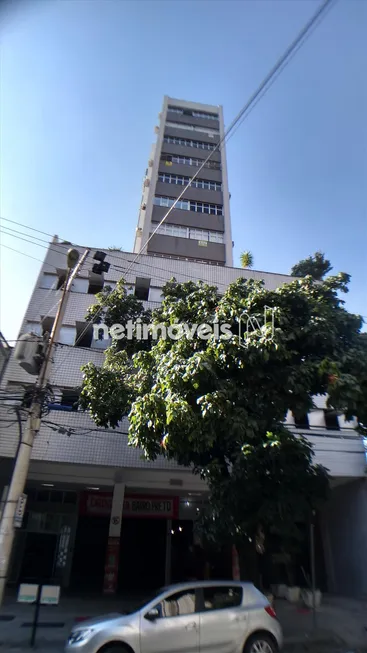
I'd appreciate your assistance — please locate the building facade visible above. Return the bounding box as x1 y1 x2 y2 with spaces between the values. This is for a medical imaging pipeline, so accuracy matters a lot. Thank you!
133 96 233 267
0 241 366 596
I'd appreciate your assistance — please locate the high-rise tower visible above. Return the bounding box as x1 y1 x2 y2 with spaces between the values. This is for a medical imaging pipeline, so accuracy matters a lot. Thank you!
134 96 233 266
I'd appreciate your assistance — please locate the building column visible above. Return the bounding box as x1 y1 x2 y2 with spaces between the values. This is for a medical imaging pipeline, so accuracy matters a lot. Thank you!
165 519 172 586
103 483 125 595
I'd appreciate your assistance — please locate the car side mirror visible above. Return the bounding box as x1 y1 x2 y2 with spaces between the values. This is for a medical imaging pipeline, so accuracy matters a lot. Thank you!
145 607 159 621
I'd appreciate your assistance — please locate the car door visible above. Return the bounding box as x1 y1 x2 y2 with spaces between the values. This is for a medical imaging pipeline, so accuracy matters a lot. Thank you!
198 584 249 653
140 587 199 653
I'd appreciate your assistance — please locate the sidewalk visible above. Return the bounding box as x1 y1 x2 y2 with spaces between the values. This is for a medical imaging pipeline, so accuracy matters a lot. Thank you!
0 592 367 651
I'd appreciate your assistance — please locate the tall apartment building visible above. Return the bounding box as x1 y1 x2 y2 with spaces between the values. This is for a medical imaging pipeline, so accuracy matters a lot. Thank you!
133 96 233 267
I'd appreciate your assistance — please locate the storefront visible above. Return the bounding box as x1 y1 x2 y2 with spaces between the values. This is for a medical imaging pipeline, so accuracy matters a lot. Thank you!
71 491 187 593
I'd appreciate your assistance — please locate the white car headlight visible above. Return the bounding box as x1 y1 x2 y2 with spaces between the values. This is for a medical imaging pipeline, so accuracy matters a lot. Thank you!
68 628 94 644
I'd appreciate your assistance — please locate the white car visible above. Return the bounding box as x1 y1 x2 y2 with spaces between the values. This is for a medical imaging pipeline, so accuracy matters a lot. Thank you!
65 580 283 653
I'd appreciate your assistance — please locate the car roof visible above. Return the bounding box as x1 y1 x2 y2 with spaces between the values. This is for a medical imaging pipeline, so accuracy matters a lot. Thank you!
160 581 255 591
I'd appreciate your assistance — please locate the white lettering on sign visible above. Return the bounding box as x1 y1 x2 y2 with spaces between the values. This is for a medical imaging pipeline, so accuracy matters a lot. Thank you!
84 493 177 518
14 493 27 528
87 495 112 514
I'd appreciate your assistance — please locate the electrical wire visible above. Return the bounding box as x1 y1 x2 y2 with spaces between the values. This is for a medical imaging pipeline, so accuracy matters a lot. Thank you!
0 243 57 269
0 225 55 247
0 227 77 259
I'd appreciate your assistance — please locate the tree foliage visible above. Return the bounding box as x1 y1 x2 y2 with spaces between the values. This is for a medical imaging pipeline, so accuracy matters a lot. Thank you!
80 272 367 558
240 251 254 269
290 251 333 280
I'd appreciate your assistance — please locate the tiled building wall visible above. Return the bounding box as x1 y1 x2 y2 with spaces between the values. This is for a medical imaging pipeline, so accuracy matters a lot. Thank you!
0 242 365 478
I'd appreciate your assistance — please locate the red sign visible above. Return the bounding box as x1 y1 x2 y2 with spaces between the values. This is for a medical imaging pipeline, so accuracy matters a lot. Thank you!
80 492 178 519
103 536 120 594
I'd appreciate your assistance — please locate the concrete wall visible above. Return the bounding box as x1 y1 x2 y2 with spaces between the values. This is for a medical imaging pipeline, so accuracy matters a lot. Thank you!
320 479 367 595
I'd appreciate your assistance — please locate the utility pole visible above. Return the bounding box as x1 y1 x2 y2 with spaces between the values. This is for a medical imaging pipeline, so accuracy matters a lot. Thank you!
0 248 89 605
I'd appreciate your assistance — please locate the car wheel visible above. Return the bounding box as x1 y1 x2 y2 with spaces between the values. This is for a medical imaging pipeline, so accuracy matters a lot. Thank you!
244 633 277 653
98 646 130 653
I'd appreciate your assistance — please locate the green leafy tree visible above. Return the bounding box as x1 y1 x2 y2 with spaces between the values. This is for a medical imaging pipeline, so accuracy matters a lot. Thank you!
240 251 254 269
290 251 333 280
80 273 367 576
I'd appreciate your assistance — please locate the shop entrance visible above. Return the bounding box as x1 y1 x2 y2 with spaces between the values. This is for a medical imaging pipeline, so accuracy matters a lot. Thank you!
118 518 166 591
19 532 58 584
70 515 109 592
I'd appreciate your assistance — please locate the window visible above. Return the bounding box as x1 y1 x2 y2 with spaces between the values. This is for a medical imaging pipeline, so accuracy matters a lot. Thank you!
166 121 219 136
161 154 221 171
42 316 55 337
167 106 184 115
56 270 67 291
88 273 104 295
134 277 151 301
158 172 190 185
192 110 219 121
71 277 89 293
60 388 80 411
158 172 221 191
153 196 222 216
190 229 208 241
24 321 42 336
149 287 163 302
293 413 310 429
164 135 216 151
75 322 93 348
209 231 224 243
59 326 76 346
324 410 340 430
168 106 218 121
152 223 224 244
153 589 196 618
202 586 242 611
40 273 57 290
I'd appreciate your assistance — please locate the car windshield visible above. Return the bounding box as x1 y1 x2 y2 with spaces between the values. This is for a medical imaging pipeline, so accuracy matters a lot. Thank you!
122 587 167 614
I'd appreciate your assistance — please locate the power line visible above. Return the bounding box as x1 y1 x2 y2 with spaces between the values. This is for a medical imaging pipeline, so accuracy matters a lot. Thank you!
0 225 53 247
0 227 76 259
0 243 57 269
0 217 55 240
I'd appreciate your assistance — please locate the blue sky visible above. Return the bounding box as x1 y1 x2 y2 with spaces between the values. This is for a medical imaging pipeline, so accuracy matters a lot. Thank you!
1 0 366 341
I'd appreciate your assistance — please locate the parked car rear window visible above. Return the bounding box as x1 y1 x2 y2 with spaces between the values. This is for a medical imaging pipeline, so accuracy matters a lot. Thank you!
202 586 242 611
